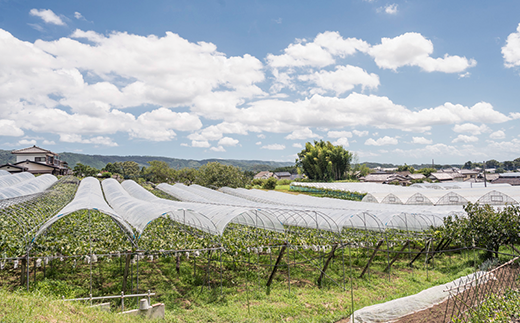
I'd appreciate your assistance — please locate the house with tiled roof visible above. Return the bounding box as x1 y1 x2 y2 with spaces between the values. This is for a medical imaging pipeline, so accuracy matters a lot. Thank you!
0 145 70 175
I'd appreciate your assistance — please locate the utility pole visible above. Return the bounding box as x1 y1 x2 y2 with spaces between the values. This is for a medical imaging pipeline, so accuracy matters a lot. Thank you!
483 161 487 187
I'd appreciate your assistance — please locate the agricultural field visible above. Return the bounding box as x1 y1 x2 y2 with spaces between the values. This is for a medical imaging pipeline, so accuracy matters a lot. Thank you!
0 176 517 322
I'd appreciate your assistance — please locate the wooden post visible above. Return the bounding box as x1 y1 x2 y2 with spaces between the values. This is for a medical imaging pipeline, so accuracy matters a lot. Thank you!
409 243 429 267
266 243 287 288
122 253 132 292
20 258 26 286
427 239 451 264
359 240 384 278
317 243 338 287
383 241 410 273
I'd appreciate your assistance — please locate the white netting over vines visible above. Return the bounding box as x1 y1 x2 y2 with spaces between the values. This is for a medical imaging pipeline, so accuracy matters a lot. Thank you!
0 172 34 189
220 187 462 231
158 183 341 232
0 170 10 177
123 180 284 235
34 177 134 241
0 174 57 200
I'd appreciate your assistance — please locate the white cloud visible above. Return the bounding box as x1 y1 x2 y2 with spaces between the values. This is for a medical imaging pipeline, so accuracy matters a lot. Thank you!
299 65 379 94
328 130 353 138
256 141 262 145
332 137 350 147
452 134 479 143
233 94 509 134
59 134 118 146
384 4 398 14
130 108 202 142
210 146 226 152
285 128 318 140
29 9 65 26
191 140 211 148
257 134 266 139
0 120 24 136
42 140 56 145
368 32 476 73
453 123 490 135
365 136 398 146
218 137 239 146
74 12 83 20
261 144 286 150
267 31 369 69
292 143 303 148
502 23 520 68
412 136 433 144
490 130 506 140
353 130 369 137
17 139 37 146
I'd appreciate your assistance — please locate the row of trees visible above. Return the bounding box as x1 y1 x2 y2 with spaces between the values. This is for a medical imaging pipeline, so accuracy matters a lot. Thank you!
74 161 250 188
463 158 520 173
72 141 357 186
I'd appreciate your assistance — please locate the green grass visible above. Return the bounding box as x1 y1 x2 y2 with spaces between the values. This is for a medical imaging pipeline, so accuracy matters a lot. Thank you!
0 288 143 323
0 244 501 322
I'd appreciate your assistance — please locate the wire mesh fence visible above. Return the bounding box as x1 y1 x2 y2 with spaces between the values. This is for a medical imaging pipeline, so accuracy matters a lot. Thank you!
443 254 520 322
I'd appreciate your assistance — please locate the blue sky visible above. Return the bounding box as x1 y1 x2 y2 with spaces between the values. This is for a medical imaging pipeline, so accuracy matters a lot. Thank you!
1 0 520 165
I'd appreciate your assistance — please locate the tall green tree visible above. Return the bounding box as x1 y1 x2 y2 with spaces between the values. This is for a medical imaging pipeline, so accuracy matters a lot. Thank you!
142 160 175 183
296 140 353 181
195 162 249 188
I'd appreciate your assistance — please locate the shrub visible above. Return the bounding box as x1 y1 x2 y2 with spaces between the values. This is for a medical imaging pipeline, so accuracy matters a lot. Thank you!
262 177 278 190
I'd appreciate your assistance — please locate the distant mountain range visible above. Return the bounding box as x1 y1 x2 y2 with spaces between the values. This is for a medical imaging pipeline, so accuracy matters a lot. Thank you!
0 148 462 172
0 149 294 172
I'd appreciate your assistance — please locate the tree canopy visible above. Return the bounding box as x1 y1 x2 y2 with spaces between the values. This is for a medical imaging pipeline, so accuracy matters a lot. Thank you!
296 140 353 181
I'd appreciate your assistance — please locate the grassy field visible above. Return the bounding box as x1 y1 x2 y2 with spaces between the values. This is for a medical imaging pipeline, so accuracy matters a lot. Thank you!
0 243 503 323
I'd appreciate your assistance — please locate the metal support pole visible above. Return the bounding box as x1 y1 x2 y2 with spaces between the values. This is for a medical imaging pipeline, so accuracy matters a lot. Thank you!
266 243 287 288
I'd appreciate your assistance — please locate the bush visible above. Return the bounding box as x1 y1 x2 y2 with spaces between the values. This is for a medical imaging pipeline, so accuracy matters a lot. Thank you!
262 177 278 190
277 179 292 185
251 178 266 186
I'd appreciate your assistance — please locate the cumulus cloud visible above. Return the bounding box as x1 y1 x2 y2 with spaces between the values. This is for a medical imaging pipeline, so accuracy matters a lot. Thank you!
384 4 398 14
502 23 520 68
0 120 24 136
490 130 506 139
210 146 226 152
42 140 56 145
232 94 510 134
17 139 37 146
261 144 286 150
191 140 211 148
354 130 369 137
412 137 433 144
29 9 65 26
298 65 379 94
59 134 118 146
218 137 239 146
328 130 353 138
74 12 84 20
453 123 490 135
452 134 479 143
365 136 398 146
292 143 303 148
368 32 476 73
285 128 318 140
267 31 369 69
332 137 350 147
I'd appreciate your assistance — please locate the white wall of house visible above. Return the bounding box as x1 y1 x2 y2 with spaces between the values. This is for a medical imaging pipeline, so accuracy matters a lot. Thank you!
16 161 54 174
15 153 47 163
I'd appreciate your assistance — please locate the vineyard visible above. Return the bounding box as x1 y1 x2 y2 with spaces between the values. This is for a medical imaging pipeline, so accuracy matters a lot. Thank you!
0 175 512 322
